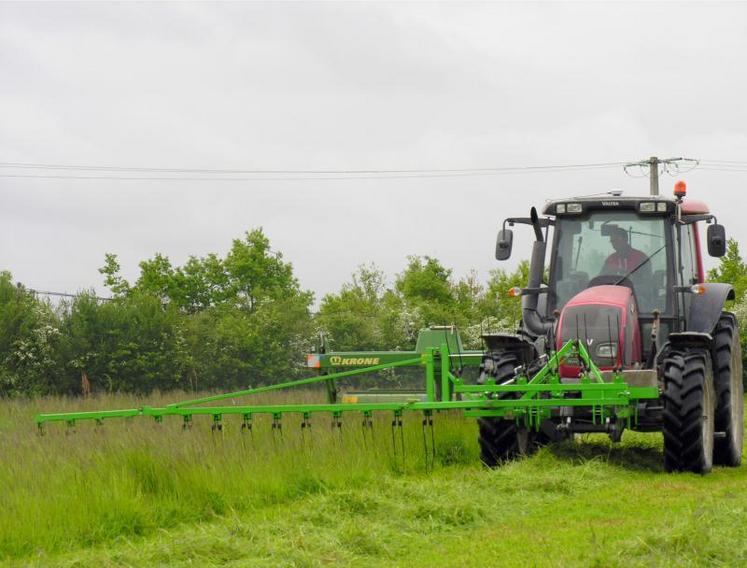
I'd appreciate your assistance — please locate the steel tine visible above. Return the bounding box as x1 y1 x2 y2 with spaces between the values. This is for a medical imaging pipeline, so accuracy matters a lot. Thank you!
211 414 224 440
361 410 373 448
271 413 284 445
390 410 405 472
239 414 253 451
429 414 436 468
331 411 343 444
240 414 253 437
421 414 430 473
300 412 313 447
390 414 398 466
398 412 406 472
421 410 436 473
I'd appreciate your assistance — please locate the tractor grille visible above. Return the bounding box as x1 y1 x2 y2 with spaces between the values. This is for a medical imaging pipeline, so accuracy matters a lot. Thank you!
559 305 623 368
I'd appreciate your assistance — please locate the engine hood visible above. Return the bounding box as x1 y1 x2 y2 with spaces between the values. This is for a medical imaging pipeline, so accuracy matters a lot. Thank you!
556 285 641 373
564 285 633 310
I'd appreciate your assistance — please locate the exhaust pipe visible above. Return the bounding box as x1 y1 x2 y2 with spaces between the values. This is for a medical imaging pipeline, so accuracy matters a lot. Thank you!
523 207 553 336
530 206 543 242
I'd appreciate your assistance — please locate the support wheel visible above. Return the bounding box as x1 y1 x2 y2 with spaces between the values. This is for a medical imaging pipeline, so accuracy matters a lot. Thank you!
477 351 539 466
712 314 744 466
662 349 716 474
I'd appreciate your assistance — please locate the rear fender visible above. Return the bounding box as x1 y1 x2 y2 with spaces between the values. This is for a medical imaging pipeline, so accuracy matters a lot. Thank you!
664 332 714 351
657 332 714 374
480 333 537 367
688 283 735 334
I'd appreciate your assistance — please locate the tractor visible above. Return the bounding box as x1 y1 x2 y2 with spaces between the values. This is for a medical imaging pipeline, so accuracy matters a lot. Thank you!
36 181 742 476
483 181 742 473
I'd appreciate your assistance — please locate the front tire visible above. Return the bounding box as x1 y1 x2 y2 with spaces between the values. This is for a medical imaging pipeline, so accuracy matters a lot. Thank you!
662 349 716 474
477 352 537 466
712 314 744 466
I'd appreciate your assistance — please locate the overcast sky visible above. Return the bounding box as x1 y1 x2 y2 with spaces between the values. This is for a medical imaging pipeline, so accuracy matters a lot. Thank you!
2 1 746 305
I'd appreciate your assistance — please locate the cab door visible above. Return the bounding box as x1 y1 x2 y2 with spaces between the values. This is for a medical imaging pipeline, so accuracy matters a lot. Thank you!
675 223 699 327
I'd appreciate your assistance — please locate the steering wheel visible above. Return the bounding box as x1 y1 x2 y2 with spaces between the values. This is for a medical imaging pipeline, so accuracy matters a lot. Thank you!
587 274 635 291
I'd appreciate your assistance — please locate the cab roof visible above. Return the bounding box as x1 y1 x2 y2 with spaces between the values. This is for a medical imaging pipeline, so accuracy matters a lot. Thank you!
542 194 709 216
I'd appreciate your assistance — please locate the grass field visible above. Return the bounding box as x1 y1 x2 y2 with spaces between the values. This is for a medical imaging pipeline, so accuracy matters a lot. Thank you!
1 391 746 567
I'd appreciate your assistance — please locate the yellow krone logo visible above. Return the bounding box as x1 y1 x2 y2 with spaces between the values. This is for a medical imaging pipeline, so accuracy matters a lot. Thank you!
329 356 381 366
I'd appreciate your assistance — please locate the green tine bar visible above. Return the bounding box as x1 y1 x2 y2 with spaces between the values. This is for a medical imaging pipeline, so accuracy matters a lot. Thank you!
167 356 424 408
575 340 605 383
425 349 436 402
518 340 577 400
440 343 451 402
34 340 661 428
35 408 142 424
36 380 660 426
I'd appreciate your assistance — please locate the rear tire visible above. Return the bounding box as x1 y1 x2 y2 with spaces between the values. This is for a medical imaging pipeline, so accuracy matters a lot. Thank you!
477 352 537 466
712 314 744 466
662 349 715 474
478 417 536 467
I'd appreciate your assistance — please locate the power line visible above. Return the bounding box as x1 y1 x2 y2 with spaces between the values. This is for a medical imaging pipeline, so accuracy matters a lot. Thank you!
698 167 747 173
699 159 747 165
29 289 112 302
27 287 390 319
0 168 623 182
0 160 628 176
0 161 628 182
697 159 747 172
677 159 747 173
8 157 747 183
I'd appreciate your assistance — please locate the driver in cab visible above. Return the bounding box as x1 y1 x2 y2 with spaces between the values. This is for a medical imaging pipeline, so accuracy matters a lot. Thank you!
603 227 650 278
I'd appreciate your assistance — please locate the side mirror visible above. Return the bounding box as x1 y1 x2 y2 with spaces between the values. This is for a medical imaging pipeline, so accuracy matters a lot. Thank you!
707 223 726 257
495 229 513 261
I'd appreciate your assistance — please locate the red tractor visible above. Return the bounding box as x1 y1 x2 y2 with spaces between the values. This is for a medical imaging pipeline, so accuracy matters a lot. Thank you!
483 182 742 473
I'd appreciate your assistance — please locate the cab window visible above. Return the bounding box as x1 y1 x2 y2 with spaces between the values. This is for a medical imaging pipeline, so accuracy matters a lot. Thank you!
552 211 669 314
678 224 698 286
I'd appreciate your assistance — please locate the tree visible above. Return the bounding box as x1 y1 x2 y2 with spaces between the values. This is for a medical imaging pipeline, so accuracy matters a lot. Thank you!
134 252 230 313
3 226 543 396
708 239 747 301
224 229 305 312
99 253 130 297
316 264 387 351
102 228 311 314
0 272 61 396
708 239 747 380
135 253 175 304
58 292 189 393
185 294 313 390
478 261 530 332
95 228 313 390
395 256 458 332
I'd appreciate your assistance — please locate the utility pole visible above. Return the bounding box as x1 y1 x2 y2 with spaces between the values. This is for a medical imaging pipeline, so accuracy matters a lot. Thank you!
649 156 659 196
623 156 698 196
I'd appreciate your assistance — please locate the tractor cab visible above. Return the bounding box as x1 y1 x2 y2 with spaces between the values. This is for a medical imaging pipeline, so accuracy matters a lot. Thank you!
496 184 728 372
548 197 677 316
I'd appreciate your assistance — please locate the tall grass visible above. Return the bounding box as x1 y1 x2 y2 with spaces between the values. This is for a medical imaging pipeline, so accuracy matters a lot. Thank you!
0 390 476 560
3 392 747 566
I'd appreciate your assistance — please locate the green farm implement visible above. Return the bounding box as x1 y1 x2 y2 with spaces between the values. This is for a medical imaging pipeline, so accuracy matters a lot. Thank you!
37 181 744 474
37 328 659 452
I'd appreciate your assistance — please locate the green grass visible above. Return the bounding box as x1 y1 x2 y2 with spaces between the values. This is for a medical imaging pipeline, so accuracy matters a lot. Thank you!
1 391 747 567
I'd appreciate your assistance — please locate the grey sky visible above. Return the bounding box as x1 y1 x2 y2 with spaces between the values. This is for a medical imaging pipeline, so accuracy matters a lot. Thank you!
2 2 746 305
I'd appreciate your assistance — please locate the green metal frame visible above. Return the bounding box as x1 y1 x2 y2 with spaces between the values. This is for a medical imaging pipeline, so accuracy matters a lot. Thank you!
35 337 659 433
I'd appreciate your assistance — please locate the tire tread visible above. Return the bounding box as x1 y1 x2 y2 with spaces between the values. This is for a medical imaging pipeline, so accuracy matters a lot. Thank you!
662 349 714 473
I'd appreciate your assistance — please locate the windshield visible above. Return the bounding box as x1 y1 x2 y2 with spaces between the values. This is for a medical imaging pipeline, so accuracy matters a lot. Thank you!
551 211 669 313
